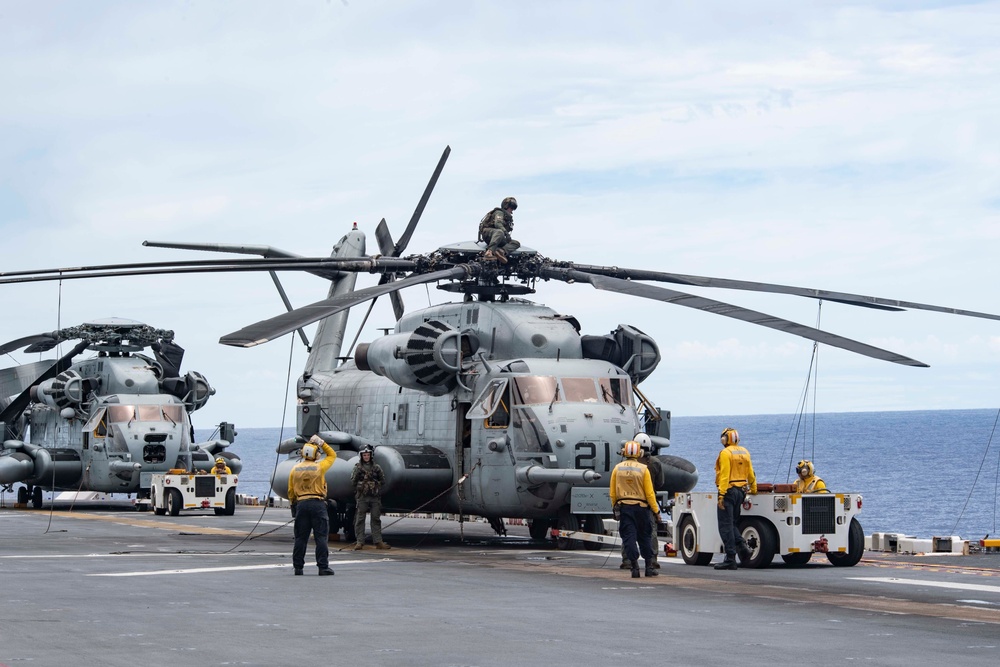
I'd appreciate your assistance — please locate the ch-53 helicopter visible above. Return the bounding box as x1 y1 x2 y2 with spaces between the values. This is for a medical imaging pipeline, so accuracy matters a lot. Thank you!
3 147 999 546
0 318 242 509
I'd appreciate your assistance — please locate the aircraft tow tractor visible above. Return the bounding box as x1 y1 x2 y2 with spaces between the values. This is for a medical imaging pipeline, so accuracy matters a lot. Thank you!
673 485 865 568
150 470 238 517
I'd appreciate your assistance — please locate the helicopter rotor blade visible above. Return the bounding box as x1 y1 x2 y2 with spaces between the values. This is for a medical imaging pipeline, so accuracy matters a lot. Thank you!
0 257 419 286
220 266 472 348
374 218 406 320
567 263 1000 321
394 145 450 257
541 267 929 367
0 333 59 356
0 340 90 439
0 360 56 406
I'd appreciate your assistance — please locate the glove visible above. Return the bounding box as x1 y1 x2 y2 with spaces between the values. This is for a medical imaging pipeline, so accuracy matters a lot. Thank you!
613 504 621 521
717 495 725 510
290 502 298 518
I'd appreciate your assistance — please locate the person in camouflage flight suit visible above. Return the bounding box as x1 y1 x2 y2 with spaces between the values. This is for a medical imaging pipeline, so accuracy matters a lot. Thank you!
351 445 390 550
479 196 520 263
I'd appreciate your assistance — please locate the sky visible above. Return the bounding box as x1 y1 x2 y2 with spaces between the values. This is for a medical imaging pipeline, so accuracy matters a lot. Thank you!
1 0 999 429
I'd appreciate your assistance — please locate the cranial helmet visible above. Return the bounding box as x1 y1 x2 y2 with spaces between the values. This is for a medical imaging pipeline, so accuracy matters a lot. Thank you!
215 457 226 465
796 460 814 477
501 196 518 211
623 441 642 458
301 443 318 461
633 432 653 453
720 427 740 447
360 444 375 457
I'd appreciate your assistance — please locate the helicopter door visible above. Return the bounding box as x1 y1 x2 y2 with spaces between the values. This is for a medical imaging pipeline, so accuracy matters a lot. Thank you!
455 401 472 500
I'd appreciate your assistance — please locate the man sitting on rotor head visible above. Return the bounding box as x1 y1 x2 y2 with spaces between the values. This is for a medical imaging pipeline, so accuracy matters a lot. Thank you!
478 196 520 264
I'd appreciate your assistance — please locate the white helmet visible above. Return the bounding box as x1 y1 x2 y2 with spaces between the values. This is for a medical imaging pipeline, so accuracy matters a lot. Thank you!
633 432 653 453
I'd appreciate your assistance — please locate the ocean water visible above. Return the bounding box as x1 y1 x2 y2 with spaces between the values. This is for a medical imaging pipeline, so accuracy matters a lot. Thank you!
204 408 1000 540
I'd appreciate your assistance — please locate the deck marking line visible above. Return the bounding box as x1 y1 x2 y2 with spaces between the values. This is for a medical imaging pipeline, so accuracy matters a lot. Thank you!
848 576 1000 594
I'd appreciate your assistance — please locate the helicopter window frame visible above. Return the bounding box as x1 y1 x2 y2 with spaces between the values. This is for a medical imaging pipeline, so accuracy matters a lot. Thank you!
397 403 409 431
84 407 108 438
466 378 509 420
382 405 390 436
562 377 601 404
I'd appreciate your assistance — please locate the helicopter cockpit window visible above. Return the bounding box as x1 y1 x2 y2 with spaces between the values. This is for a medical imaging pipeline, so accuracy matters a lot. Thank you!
598 377 631 405
562 378 600 403
107 405 136 423
161 404 185 424
138 405 164 421
511 376 558 405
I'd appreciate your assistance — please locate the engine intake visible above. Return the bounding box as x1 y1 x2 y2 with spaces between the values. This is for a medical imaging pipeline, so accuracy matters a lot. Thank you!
355 320 478 395
581 324 660 384
33 370 95 410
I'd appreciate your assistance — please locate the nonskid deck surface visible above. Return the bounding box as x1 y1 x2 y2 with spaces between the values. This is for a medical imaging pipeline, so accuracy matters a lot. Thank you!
2 505 999 667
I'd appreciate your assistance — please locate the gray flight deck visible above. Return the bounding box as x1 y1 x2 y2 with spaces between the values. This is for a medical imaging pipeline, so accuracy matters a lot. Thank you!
2 503 999 666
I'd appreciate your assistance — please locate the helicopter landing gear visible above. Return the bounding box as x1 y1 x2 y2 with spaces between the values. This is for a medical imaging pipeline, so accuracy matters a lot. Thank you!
487 516 507 537
17 485 28 505
528 518 551 541
556 510 581 550
31 486 43 509
343 504 357 543
581 515 605 551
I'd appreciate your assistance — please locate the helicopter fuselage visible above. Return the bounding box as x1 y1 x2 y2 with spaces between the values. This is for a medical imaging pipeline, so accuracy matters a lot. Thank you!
275 298 687 526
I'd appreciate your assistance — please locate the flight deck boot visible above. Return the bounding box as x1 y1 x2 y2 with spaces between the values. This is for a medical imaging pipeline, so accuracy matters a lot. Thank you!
630 559 640 579
644 560 659 577
714 557 738 570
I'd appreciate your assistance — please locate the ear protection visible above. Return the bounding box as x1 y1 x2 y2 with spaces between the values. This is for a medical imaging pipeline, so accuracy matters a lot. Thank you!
301 443 318 461
720 428 740 447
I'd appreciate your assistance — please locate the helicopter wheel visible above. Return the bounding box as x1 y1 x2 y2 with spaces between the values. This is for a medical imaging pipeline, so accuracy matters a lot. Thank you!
343 505 357 543
528 518 551 541
556 510 581 551
582 515 605 551
31 486 43 509
17 485 28 505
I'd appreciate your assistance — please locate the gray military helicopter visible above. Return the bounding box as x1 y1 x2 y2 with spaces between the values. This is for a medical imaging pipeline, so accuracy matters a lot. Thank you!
3 147 999 545
0 318 241 509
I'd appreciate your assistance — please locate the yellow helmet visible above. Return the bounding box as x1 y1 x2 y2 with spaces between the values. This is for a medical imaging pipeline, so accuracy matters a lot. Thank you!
720 428 740 447
623 441 642 458
301 443 318 461
796 460 814 477
215 457 226 465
